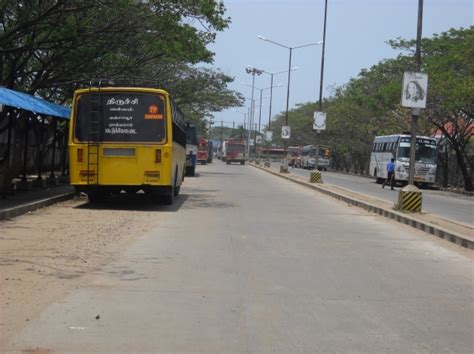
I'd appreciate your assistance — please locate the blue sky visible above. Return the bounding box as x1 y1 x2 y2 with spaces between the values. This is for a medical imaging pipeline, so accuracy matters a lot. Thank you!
208 0 473 129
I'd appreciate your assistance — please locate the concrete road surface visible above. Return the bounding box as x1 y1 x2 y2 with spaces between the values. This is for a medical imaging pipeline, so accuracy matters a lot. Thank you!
9 162 473 353
277 163 474 226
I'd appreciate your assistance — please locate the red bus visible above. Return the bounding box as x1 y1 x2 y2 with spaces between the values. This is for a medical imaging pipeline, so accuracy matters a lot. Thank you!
197 138 209 165
226 139 246 165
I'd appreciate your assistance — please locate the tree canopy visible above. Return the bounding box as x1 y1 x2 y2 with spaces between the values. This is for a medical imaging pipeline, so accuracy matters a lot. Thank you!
0 0 242 118
267 26 473 189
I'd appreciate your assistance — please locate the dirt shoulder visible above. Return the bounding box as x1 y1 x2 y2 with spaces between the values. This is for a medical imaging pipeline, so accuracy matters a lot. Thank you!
0 192 182 350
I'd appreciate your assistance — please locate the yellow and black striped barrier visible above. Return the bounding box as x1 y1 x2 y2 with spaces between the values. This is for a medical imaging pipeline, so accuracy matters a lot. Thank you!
310 171 323 184
397 186 422 212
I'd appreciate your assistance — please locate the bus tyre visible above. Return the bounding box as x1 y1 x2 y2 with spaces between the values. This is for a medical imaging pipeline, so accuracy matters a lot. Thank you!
163 188 174 205
240 161 245 165
226 160 231 165
173 171 180 196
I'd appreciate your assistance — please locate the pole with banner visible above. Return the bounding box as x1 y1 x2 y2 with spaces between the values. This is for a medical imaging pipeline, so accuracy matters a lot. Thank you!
395 0 426 213
313 111 326 170
280 126 290 172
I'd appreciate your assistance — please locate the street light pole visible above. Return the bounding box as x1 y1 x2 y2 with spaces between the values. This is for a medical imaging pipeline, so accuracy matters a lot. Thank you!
318 0 328 112
262 67 298 130
268 73 274 129
258 88 263 133
285 48 293 128
245 66 263 156
257 36 323 158
408 0 424 186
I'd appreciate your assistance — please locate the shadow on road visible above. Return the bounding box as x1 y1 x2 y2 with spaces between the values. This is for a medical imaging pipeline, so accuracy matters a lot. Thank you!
75 193 189 213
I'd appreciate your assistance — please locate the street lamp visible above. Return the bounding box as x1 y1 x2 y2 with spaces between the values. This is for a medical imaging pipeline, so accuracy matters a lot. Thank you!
261 67 298 130
242 82 282 148
245 66 264 156
257 35 323 138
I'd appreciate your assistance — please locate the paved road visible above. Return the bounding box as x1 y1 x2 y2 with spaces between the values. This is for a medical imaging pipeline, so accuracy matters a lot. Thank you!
10 162 473 353
273 162 474 226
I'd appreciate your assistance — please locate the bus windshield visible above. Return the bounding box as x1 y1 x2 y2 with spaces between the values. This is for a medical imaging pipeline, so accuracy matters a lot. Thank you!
310 147 328 158
397 137 437 164
75 92 166 143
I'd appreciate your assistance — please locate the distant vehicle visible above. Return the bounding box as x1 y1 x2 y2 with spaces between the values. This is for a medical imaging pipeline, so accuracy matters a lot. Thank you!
300 145 330 171
221 141 228 162
69 86 186 205
225 139 246 165
286 145 302 167
185 124 198 176
259 147 286 160
369 134 437 187
197 138 208 165
207 140 213 163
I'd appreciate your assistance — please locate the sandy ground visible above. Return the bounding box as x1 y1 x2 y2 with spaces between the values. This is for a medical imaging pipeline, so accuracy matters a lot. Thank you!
0 185 196 350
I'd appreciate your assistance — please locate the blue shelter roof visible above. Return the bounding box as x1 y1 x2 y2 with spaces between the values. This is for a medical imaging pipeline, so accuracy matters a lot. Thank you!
0 87 70 119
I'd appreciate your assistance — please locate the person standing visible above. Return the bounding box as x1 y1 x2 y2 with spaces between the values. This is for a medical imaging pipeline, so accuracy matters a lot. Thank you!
382 158 396 190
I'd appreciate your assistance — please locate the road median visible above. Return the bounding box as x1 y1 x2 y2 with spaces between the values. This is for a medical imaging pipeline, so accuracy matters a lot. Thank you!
250 163 474 250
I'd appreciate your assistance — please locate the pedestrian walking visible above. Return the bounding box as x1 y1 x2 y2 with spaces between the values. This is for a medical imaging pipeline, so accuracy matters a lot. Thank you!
382 158 395 190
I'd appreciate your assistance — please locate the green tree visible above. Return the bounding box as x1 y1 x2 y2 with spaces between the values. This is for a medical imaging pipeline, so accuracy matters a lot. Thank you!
0 0 241 117
390 27 474 190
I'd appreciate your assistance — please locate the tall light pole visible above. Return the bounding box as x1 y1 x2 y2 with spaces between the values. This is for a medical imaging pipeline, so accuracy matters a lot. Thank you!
242 82 283 133
262 67 298 130
318 0 328 112
258 36 323 172
257 36 323 139
409 0 424 186
245 66 263 156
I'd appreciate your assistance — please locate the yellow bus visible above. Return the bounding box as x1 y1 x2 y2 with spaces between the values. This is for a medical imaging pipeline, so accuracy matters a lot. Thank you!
69 86 186 204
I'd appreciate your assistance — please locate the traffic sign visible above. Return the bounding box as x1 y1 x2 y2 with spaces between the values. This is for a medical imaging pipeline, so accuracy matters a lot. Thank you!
256 135 262 144
313 111 326 131
401 72 428 109
281 126 291 139
265 131 273 141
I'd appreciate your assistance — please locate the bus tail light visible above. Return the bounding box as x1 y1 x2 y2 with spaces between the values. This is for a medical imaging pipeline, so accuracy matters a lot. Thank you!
155 149 161 163
77 149 84 162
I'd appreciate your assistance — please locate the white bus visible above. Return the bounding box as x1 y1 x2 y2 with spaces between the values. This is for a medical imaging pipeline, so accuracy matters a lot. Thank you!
300 145 330 171
369 134 437 186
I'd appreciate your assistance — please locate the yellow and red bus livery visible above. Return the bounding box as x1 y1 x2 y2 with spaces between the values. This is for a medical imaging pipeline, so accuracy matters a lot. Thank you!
69 86 186 204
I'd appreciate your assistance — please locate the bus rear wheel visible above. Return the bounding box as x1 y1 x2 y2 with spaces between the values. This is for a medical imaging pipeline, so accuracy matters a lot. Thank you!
163 187 174 205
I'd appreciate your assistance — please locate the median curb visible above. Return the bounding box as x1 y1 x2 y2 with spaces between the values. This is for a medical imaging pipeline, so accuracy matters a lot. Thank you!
0 192 76 221
250 163 474 250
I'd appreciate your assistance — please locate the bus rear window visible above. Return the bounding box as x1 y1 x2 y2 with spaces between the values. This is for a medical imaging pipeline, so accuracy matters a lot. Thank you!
74 92 166 143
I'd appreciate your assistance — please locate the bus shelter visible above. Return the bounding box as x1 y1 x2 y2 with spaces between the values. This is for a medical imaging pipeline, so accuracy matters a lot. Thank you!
0 87 71 197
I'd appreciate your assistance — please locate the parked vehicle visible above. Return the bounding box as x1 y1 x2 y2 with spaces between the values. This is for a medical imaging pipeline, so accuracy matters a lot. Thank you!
369 134 437 186
300 145 330 171
69 86 186 204
286 145 302 167
197 138 208 165
207 140 213 163
185 124 198 176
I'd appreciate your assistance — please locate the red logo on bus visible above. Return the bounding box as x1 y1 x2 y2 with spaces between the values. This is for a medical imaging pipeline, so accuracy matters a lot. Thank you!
145 104 163 119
